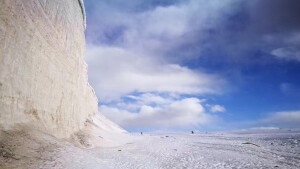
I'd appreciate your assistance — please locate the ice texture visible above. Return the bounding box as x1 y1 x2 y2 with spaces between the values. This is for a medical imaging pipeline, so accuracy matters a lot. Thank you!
0 0 99 138
1 130 299 168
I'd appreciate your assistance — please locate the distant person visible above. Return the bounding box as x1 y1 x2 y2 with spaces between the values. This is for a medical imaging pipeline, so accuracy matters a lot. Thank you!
141 132 143 135
191 131 194 134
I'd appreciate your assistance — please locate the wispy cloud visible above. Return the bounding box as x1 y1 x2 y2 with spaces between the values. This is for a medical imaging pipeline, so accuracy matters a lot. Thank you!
209 105 226 113
258 111 300 128
272 46 300 62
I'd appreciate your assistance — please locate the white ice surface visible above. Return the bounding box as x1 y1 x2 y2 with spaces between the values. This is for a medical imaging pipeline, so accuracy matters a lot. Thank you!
11 130 297 169
1 128 299 168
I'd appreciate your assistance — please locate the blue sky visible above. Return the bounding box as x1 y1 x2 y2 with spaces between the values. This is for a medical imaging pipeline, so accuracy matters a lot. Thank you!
84 0 300 131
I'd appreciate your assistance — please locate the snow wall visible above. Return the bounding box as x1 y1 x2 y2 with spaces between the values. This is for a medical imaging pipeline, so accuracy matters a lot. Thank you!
0 0 124 140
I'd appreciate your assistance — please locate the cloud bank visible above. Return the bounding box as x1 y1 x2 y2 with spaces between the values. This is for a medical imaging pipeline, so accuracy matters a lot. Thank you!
85 0 300 130
258 111 300 129
86 44 223 129
87 45 224 102
84 0 232 129
99 97 218 129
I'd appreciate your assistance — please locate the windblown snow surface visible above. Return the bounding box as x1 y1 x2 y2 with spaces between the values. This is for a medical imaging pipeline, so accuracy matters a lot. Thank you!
1 129 299 169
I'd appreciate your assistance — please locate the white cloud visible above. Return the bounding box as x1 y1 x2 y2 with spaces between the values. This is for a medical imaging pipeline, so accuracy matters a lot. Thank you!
258 111 300 128
269 32 300 62
85 0 231 103
86 45 224 102
271 47 300 61
131 0 238 57
142 5 189 38
85 0 232 129
86 0 239 58
127 93 173 105
209 105 226 113
99 97 217 129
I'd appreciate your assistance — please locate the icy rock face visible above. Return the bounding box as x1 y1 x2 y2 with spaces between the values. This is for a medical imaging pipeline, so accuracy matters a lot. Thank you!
0 0 98 138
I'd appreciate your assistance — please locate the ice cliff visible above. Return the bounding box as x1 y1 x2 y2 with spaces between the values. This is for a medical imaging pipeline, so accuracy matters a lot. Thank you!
0 0 126 145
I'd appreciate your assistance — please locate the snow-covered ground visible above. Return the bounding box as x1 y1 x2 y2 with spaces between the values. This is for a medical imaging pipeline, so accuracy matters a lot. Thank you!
87 131 300 169
1 130 299 169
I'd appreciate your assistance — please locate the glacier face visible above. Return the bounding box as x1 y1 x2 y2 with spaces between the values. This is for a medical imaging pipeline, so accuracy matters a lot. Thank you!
0 0 98 138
